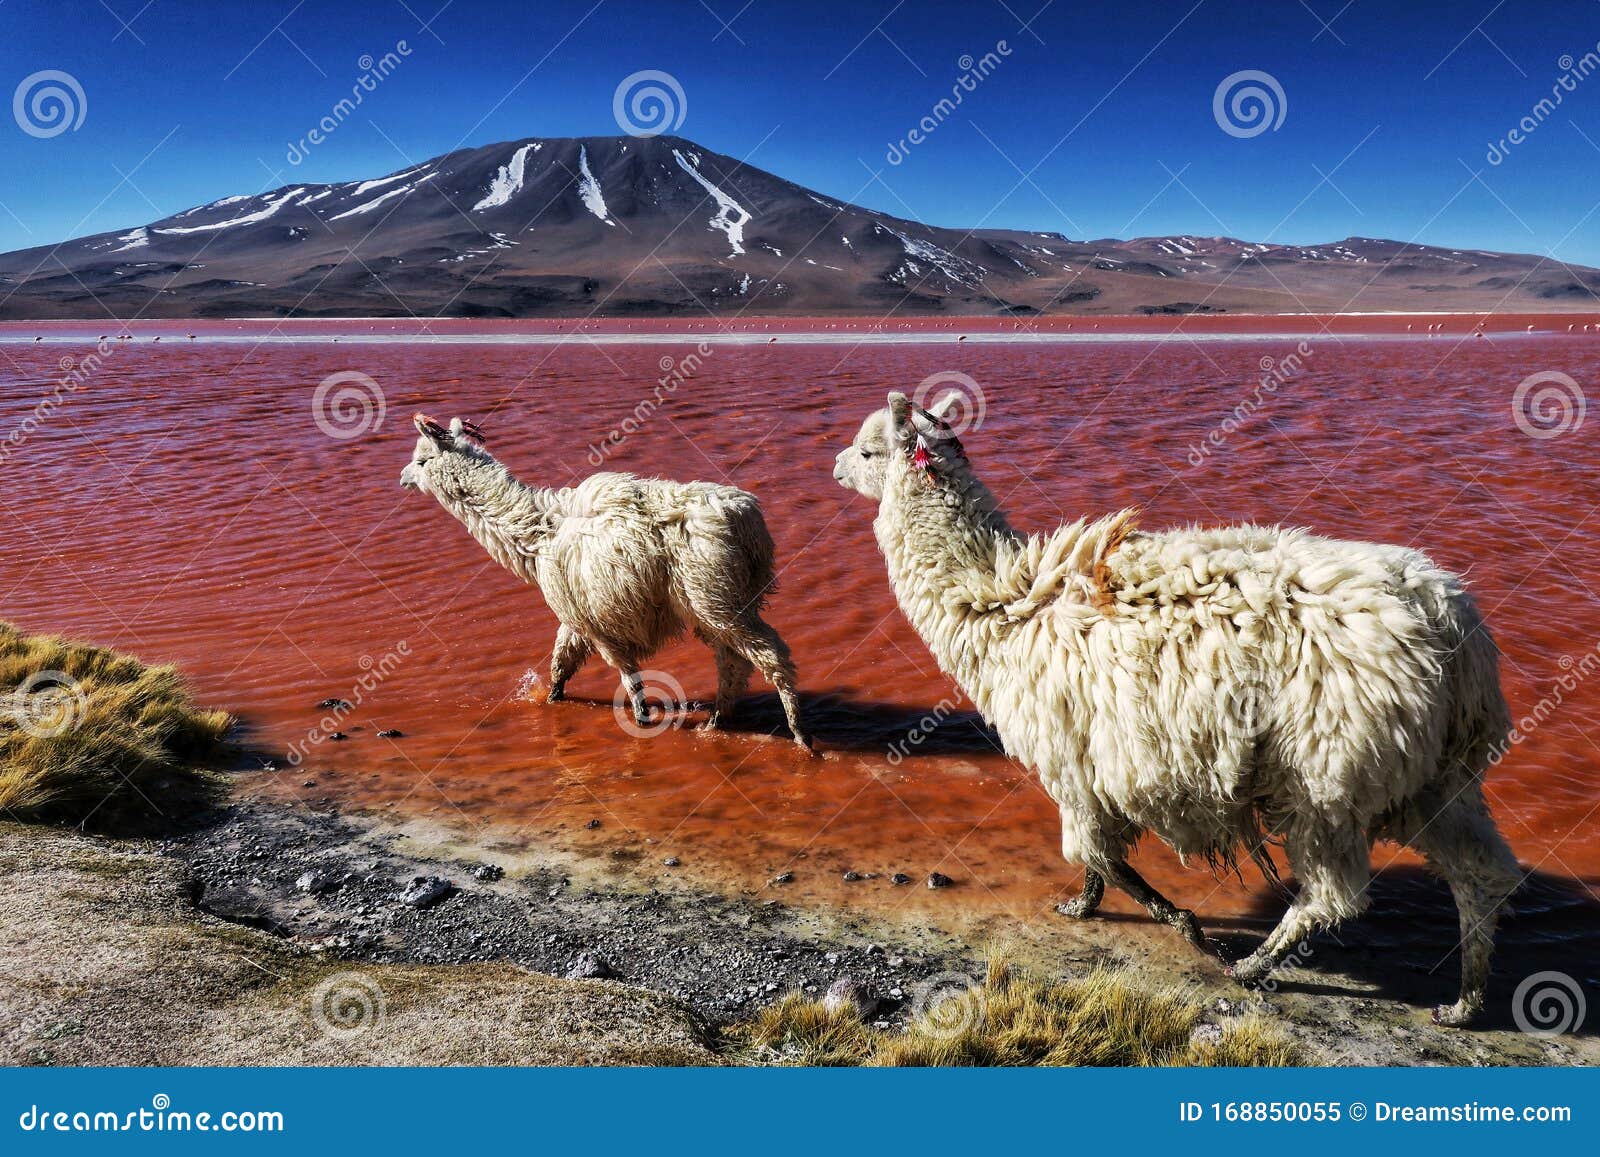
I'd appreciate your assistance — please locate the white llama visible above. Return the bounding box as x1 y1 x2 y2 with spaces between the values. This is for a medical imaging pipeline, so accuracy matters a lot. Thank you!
403 414 811 749
834 392 1520 1025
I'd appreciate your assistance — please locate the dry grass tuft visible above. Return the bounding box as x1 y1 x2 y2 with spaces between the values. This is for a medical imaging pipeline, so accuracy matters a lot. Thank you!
0 622 231 828
729 953 1298 1067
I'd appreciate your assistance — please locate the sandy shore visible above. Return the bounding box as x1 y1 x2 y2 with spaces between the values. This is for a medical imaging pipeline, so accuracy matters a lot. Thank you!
3 782 1594 1067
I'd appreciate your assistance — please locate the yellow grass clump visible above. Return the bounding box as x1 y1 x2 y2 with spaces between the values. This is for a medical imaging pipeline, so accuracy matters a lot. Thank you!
0 622 231 827
731 954 1298 1068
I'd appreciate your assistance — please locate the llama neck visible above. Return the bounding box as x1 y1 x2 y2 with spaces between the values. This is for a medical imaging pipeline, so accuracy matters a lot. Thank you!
872 460 1022 692
428 456 558 582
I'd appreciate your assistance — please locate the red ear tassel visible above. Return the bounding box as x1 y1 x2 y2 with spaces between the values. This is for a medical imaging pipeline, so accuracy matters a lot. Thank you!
911 438 932 471
459 419 487 445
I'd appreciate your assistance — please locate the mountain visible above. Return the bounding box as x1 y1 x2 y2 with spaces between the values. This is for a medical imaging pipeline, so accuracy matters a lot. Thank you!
1 135 1596 318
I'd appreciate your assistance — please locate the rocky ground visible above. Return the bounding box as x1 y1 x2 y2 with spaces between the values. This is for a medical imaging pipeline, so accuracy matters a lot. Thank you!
4 784 1596 1067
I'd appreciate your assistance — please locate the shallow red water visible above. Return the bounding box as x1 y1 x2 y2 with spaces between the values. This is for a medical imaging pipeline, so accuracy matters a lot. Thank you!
2 320 1597 926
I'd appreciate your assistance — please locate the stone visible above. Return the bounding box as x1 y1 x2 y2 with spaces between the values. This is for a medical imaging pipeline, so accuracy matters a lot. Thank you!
377 729 403 739
926 872 953 889
823 977 880 1019
566 951 615 980
472 864 504 882
890 872 912 886
1190 1023 1225 1049
401 876 455 909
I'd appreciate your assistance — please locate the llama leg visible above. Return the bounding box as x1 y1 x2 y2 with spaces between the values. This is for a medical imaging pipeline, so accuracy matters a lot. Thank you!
548 625 593 702
720 618 812 751
1229 828 1370 985
1405 794 1521 1027
1098 859 1214 955
618 668 651 728
1057 868 1105 919
701 638 753 731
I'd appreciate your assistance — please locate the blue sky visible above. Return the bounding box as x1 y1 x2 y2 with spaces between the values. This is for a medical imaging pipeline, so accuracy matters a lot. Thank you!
3 0 1599 263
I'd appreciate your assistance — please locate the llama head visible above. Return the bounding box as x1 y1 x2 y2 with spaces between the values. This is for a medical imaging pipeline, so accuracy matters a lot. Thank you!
833 391 963 500
400 412 489 493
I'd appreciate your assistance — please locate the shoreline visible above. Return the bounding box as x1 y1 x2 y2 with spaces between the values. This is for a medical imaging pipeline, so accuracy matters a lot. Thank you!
9 778 1593 1066
1 311 1597 346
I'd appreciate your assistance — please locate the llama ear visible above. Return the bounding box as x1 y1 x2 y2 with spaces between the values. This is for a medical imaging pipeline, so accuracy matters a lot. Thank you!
885 392 914 446
413 412 451 446
928 392 961 422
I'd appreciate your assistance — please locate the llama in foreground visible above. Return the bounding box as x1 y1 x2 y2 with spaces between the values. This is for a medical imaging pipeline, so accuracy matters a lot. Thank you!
834 392 1520 1025
402 414 811 749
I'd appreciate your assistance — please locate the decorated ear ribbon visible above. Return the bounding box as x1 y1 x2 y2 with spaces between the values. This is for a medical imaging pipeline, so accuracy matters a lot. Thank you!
458 419 487 445
910 437 933 471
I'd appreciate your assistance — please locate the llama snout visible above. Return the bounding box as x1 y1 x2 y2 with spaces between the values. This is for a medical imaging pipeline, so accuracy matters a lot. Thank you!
831 449 851 487
399 463 422 490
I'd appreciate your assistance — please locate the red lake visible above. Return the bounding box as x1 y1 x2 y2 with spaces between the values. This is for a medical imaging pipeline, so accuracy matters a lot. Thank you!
2 317 1597 933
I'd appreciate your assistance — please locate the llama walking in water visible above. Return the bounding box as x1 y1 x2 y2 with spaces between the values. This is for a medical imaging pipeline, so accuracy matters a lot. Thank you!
403 414 811 749
833 392 1520 1025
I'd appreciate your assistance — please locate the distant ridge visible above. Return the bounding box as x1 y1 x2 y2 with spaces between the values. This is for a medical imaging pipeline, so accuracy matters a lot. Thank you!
1 134 1595 318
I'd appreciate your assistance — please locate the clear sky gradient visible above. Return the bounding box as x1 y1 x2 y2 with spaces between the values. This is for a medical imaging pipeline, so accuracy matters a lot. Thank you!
3 0 1599 263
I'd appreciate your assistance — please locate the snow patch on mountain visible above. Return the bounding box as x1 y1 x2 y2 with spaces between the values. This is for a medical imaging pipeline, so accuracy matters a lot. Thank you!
327 173 438 221
109 227 149 253
881 225 984 288
474 143 543 211
672 148 751 256
576 146 614 226
155 188 305 235
351 166 428 197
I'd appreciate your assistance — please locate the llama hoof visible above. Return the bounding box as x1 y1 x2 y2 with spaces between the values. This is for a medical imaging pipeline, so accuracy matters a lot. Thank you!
1056 897 1099 920
795 737 820 756
1226 953 1272 986
699 715 723 732
547 687 566 703
1431 1001 1478 1028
